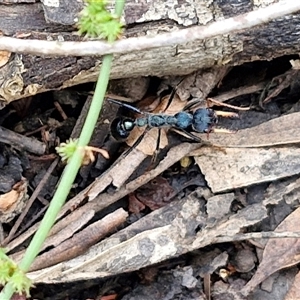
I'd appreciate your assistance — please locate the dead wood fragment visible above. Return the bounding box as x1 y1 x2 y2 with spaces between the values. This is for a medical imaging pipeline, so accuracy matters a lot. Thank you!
212 81 268 103
1 1 300 104
263 68 300 104
191 204 268 250
196 112 300 148
215 231 300 243
78 188 210 261
11 209 96 264
26 191 267 283
28 208 128 272
0 1 299 58
0 125 46 155
43 211 95 250
195 146 300 193
263 177 300 207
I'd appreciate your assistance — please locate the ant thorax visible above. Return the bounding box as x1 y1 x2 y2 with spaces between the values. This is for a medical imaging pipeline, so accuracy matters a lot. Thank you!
174 112 193 128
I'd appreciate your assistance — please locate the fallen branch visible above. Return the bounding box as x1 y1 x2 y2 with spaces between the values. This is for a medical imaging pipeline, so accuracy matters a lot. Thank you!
0 1 299 56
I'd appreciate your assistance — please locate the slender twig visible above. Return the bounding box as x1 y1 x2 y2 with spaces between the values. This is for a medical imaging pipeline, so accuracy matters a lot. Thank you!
217 231 300 242
0 1 299 57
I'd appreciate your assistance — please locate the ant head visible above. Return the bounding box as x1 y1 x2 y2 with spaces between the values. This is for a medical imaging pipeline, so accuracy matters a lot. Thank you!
192 108 218 133
110 117 135 141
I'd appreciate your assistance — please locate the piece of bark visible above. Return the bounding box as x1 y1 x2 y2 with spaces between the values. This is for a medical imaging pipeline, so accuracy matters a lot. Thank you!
28 208 128 272
0 1 300 103
11 209 96 263
195 146 300 193
197 112 300 148
0 125 46 155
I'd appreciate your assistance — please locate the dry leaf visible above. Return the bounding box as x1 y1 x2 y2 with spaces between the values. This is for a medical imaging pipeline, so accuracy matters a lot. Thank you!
0 50 11 68
241 207 300 296
0 179 27 223
130 128 168 155
284 270 300 300
194 147 300 193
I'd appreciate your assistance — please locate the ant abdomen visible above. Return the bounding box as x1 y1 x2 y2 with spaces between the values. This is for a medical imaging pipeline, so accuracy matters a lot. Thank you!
110 117 135 141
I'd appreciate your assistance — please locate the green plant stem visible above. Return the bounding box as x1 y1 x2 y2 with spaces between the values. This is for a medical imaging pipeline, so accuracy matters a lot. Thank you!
0 0 125 298
19 54 113 272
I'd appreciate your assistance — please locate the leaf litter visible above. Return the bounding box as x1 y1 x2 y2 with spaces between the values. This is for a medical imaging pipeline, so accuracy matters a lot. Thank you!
3 63 300 299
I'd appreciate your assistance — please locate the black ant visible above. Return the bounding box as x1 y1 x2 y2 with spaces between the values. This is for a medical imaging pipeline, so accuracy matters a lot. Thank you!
107 92 240 144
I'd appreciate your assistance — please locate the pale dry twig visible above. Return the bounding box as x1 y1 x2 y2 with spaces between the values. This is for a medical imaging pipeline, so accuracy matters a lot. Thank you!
0 1 299 56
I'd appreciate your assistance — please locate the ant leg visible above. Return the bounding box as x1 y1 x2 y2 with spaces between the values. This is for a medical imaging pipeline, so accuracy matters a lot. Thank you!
183 99 204 111
107 130 147 171
163 78 185 111
120 126 152 158
107 98 145 115
105 93 134 102
214 110 239 118
211 128 237 134
151 128 161 163
207 98 250 111
172 127 204 143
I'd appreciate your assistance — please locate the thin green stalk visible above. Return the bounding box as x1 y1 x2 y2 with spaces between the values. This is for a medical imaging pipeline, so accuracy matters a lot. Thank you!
0 0 125 298
17 54 112 272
